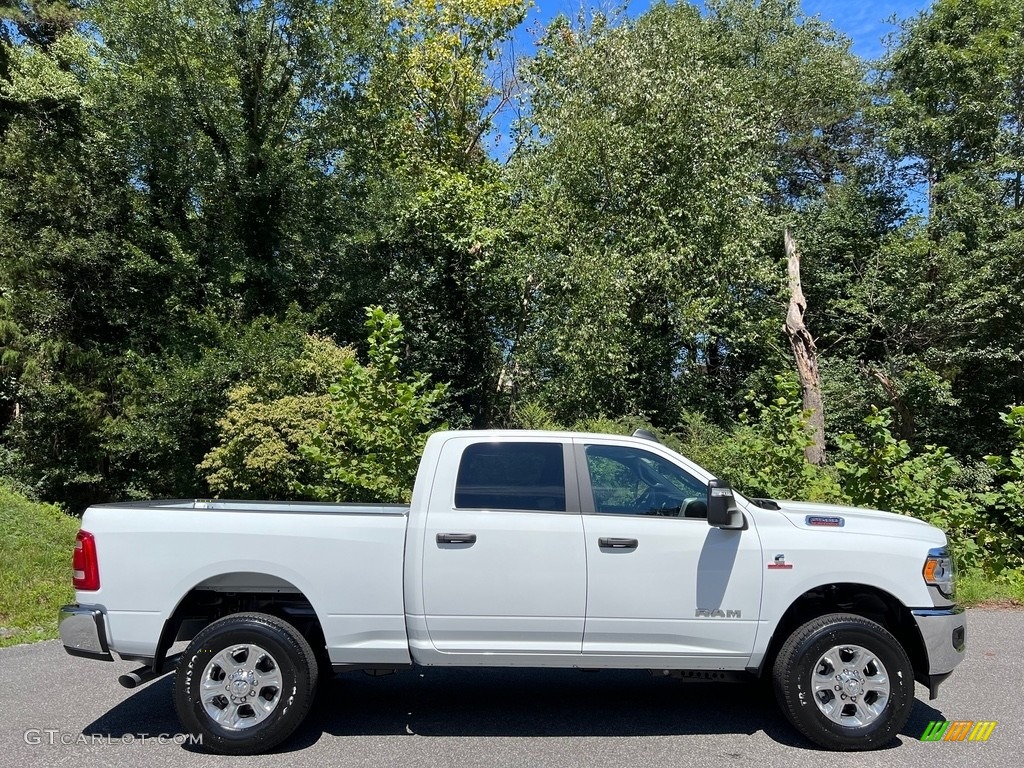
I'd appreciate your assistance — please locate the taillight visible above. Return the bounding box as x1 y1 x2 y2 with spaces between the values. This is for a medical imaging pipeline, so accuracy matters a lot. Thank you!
73 530 100 591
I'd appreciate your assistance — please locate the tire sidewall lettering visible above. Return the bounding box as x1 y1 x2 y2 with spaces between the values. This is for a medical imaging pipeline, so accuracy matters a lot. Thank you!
773 613 914 750
172 613 317 755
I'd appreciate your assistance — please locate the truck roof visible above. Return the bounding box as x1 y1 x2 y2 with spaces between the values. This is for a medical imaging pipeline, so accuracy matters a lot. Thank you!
429 429 663 444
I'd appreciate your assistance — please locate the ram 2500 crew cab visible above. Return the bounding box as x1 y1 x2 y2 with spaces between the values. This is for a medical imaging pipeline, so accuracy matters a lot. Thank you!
59 429 965 754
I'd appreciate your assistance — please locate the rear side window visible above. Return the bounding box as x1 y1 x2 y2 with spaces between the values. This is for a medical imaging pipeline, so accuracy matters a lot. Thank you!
455 442 566 512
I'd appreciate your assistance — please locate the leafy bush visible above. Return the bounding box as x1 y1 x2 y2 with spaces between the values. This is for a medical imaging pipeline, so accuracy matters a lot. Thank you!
299 308 449 503
834 408 989 570
202 308 449 503
668 376 845 503
199 335 354 498
977 405 1024 572
712 377 845 502
510 400 563 431
99 311 314 503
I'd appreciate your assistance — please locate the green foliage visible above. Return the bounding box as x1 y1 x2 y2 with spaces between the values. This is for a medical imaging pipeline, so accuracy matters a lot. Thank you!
835 408 989 569
202 308 449 504
981 406 1024 523
873 0 1024 457
92 0 382 319
378 0 528 162
197 334 353 499
0 311 314 508
510 400 563 431
502 0 868 425
977 405 1024 569
508 1 777 423
300 308 449 502
201 388 337 499
710 377 845 502
0 483 77 647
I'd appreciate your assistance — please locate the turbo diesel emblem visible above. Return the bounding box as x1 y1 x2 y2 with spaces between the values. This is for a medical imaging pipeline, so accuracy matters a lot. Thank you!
767 553 794 570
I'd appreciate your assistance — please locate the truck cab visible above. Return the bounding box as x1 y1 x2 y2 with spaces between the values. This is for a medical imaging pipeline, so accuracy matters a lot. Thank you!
405 431 763 665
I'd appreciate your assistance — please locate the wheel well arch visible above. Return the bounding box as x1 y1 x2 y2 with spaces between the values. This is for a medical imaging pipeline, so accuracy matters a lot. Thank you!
759 583 928 683
152 572 326 673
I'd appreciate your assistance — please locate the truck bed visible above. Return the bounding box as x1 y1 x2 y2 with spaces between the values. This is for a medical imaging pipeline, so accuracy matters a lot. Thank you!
80 498 413 667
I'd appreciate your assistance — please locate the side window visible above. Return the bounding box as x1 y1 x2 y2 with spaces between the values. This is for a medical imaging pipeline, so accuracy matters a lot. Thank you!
455 442 566 512
585 445 707 518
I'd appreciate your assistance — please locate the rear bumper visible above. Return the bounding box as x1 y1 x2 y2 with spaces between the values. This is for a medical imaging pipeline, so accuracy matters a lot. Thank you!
912 605 966 698
59 604 113 661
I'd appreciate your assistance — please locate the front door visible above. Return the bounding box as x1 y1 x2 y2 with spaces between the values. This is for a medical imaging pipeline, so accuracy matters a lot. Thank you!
576 439 763 664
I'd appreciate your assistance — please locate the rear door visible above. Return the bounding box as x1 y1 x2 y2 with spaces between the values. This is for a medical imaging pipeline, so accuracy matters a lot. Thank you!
420 436 587 654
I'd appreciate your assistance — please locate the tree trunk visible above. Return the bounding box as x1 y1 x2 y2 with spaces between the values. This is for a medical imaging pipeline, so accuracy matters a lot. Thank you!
865 364 915 441
783 229 826 465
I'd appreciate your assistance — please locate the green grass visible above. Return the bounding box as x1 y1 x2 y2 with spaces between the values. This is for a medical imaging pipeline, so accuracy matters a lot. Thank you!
956 568 1024 607
0 484 79 648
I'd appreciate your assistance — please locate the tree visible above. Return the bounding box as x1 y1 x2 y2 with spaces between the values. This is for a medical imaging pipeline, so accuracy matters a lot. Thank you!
784 230 825 464
94 0 380 319
875 0 1024 455
504 0 865 427
332 0 527 426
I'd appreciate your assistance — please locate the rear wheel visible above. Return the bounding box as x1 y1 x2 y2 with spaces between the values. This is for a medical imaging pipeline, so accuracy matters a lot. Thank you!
772 613 914 750
174 612 318 755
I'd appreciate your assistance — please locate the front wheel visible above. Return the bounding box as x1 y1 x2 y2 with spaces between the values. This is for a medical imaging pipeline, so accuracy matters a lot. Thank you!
772 613 914 750
174 612 318 755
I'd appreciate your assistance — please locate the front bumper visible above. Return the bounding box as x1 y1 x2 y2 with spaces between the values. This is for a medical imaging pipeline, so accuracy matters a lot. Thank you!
912 605 966 699
59 604 113 661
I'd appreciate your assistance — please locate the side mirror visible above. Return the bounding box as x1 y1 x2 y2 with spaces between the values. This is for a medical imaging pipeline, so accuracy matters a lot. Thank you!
707 479 744 530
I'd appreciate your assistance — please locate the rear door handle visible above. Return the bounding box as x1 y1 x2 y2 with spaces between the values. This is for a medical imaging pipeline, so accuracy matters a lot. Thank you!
437 533 477 545
598 537 638 550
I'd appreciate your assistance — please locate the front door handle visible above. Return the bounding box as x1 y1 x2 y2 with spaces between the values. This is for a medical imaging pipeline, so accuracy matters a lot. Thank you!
598 537 638 550
437 533 477 545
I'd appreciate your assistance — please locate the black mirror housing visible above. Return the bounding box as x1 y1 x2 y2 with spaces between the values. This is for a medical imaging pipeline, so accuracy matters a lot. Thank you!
706 479 744 530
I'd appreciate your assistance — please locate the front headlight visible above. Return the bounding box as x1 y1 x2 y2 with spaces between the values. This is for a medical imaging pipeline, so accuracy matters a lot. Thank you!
923 546 955 598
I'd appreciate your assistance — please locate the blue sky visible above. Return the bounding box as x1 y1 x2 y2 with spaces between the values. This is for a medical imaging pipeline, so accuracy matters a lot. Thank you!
799 0 928 58
522 1 930 60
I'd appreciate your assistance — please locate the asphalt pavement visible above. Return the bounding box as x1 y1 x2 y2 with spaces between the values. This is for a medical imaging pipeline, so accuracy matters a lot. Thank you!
0 608 1017 767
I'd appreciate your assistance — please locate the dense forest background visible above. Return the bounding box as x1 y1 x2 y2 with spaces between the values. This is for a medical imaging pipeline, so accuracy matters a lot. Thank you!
2 0 1023 572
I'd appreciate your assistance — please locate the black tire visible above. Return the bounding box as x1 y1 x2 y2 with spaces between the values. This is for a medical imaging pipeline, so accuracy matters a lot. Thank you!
772 613 914 750
174 612 318 755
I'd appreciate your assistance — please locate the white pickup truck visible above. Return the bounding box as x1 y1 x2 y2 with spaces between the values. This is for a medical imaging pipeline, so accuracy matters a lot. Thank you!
59 429 965 754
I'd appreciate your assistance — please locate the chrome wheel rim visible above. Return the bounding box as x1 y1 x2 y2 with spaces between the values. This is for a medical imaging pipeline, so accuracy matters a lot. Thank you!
200 643 284 730
811 643 890 727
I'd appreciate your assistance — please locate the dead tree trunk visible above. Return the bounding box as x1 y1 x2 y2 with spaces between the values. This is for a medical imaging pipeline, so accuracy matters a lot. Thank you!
783 229 826 465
